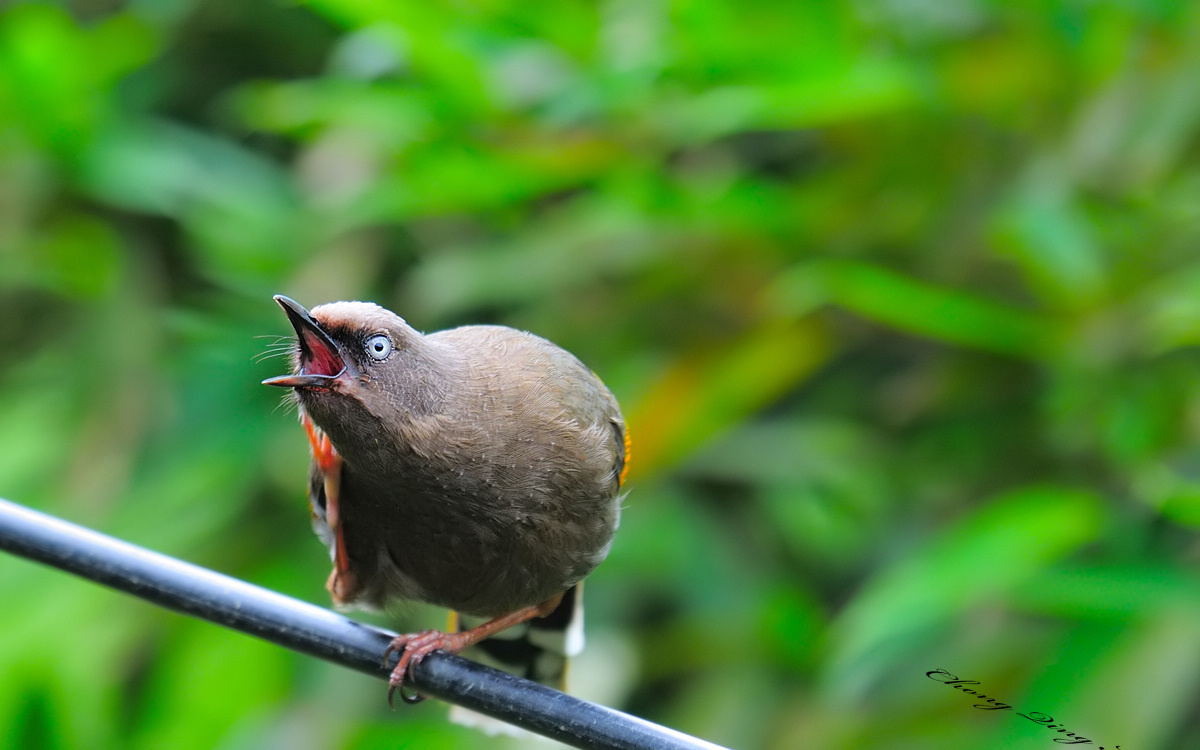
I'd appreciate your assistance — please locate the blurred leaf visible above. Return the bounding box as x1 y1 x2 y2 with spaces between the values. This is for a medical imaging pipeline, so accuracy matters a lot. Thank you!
828 486 1105 699
0 5 155 157
630 318 833 474
79 120 307 279
991 158 1107 308
654 57 921 144
1015 564 1200 618
766 259 1056 356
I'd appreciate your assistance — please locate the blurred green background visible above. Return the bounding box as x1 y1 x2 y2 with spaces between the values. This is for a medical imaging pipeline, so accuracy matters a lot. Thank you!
3 0 1200 748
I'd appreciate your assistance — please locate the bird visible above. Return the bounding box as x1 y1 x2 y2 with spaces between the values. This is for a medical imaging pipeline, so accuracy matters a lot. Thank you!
262 295 628 706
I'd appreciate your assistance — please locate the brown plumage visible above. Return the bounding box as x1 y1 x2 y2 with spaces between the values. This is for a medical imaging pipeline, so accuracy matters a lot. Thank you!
263 296 626 702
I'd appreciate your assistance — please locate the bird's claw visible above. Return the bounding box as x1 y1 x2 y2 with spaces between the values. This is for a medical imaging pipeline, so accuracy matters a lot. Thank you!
383 630 461 707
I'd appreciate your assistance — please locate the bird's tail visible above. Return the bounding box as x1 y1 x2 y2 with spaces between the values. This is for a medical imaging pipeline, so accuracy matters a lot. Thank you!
448 584 584 735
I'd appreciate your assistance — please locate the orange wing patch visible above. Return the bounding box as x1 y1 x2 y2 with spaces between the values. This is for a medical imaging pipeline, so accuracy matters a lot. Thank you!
619 423 632 486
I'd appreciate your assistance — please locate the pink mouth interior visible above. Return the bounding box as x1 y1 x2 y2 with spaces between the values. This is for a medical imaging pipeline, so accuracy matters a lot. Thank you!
300 328 345 377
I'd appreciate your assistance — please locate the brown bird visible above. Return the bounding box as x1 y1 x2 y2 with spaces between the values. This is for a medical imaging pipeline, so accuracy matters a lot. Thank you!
263 295 627 704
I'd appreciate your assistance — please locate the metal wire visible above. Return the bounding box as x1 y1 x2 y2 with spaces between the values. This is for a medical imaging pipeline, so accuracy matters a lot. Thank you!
0 497 727 750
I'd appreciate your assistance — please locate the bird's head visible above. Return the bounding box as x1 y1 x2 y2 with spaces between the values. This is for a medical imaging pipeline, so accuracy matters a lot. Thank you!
263 295 446 438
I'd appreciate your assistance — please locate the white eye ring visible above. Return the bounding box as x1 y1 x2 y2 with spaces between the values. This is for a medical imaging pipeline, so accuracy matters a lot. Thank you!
365 334 393 361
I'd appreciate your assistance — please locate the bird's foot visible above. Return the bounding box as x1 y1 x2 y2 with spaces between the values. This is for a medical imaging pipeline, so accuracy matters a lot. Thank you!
380 598 564 706
383 629 468 706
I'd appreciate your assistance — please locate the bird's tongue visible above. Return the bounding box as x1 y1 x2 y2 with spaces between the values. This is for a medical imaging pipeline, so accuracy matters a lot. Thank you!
299 326 346 377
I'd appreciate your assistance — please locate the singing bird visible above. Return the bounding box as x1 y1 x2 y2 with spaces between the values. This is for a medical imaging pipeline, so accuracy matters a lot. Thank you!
263 296 627 704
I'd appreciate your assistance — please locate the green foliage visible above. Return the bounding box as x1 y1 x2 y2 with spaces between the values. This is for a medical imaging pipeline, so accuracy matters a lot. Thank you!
3 0 1200 747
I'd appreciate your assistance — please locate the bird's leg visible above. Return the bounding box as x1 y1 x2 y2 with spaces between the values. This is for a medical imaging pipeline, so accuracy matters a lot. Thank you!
302 413 356 603
383 593 565 705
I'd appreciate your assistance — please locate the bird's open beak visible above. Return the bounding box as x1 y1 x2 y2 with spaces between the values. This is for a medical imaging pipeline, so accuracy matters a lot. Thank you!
263 295 357 391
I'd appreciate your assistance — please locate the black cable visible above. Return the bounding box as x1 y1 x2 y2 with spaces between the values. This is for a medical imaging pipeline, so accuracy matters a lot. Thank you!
0 497 727 750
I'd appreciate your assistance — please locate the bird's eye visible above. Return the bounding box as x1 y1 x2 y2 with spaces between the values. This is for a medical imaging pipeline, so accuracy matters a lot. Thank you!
365 334 393 361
